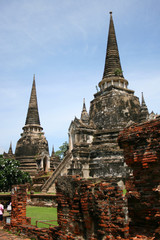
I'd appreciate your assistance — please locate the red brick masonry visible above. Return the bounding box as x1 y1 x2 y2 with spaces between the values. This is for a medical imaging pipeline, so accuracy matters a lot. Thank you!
55 176 129 239
4 117 160 239
118 117 160 239
11 185 30 226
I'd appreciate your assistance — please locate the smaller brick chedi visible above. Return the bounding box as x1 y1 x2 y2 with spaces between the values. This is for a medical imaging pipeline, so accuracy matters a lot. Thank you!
15 75 50 175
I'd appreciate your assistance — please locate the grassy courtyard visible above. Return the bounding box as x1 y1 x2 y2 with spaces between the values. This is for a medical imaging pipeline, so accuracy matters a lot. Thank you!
26 206 58 228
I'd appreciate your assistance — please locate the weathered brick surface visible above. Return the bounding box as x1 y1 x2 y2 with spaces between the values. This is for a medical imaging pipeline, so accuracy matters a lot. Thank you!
55 176 129 240
118 117 160 238
6 224 60 240
11 184 30 226
5 116 160 240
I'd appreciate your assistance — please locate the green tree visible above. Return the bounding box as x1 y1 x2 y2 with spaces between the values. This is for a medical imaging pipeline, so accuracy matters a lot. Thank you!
55 141 68 160
0 156 31 192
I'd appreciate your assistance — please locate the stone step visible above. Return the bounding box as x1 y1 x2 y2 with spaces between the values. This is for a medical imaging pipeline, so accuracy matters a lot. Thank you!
19 162 37 166
20 166 37 169
32 183 43 192
32 183 42 187
19 168 37 173
19 160 37 163
19 162 37 165
19 164 37 167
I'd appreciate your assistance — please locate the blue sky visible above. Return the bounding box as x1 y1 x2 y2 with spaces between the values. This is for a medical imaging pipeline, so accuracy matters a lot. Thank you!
0 0 160 154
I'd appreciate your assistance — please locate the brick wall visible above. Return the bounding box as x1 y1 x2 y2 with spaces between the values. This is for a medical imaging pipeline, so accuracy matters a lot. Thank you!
4 117 160 239
118 117 160 238
55 176 129 240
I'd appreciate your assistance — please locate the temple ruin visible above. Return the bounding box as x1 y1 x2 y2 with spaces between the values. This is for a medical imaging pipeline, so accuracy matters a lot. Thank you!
14 75 51 175
2 11 160 239
66 12 151 179
42 12 154 192
5 115 160 238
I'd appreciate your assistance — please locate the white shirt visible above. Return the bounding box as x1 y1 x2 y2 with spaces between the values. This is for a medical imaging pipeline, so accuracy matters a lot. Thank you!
0 204 4 215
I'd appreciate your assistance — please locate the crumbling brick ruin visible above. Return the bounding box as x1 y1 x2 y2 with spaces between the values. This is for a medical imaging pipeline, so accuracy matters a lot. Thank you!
4 116 160 238
11 184 30 226
53 117 160 239
118 117 160 239
56 176 129 239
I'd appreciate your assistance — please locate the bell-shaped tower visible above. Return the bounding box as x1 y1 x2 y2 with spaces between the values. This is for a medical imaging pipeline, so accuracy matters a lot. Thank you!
15 75 50 176
89 13 142 130
67 12 149 179
41 12 152 192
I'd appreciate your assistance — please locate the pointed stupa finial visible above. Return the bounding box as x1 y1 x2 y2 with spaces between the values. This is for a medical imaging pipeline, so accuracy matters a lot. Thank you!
141 92 146 105
51 145 55 157
8 142 13 155
81 98 89 124
25 75 41 126
98 12 128 91
83 98 87 111
140 92 149 122
103 12 123 79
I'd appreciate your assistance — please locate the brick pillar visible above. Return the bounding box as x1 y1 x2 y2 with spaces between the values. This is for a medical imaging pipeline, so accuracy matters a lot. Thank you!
11 184 28 226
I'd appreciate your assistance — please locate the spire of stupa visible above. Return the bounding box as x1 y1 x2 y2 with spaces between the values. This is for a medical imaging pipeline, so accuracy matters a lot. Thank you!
103 12 123 79
81 98 89 124
140 92 149 122
51 145 55 157
141 92 146 106
25 74 40 126
8 142 13 155
99 12 128 91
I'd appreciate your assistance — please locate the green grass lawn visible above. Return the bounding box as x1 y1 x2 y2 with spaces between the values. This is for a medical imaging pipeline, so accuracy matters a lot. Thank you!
26 206 58 228
0 192 10 195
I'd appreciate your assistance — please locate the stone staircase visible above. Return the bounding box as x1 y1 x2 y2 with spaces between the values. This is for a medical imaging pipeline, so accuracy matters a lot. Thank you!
31 173 51 192
17 156 38 176
41 153 72 193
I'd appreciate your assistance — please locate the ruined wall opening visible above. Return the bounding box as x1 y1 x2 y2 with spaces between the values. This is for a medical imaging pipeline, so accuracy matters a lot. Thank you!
43 156 48 172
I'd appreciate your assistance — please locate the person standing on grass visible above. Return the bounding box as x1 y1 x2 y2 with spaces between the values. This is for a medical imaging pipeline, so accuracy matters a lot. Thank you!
0 203 4 222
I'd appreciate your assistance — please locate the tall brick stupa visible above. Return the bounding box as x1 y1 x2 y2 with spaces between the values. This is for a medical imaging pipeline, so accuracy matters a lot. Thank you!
42 12 155 192
65 12 151 179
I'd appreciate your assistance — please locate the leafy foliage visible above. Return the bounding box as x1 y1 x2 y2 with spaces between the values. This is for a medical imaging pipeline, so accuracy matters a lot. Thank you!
0 156 31 192
55 141 68 160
